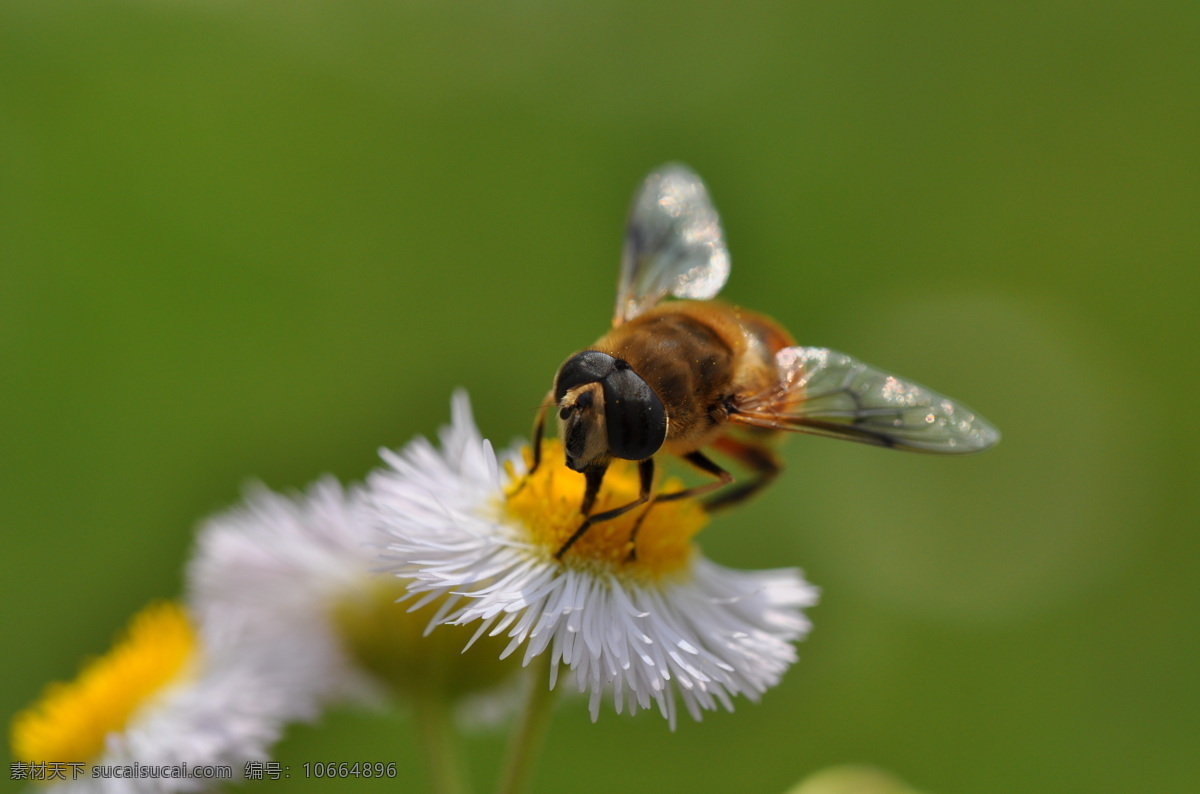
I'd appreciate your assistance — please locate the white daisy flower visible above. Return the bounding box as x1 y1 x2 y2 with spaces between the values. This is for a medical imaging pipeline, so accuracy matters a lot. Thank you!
186 475 521 715
10 601 311 793
372 391 819 728
186 479 380 708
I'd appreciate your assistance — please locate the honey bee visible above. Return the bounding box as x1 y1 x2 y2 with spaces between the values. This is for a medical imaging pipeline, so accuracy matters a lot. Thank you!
531 164 1000 559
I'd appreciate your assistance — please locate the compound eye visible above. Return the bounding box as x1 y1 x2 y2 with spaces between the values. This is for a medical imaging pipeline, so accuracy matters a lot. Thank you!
601 368 666 460
554 351 618 402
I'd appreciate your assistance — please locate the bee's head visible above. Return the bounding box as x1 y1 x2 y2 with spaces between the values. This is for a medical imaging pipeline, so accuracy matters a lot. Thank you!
553 351 667 472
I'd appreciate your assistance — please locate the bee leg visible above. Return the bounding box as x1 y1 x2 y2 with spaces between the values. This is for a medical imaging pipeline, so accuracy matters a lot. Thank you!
555 459 654 560
578 464 608 517
625 451 733 561
623 498 660 562
702 436 781 511
655 451 735 504
528 390 555 475
511 391 555 498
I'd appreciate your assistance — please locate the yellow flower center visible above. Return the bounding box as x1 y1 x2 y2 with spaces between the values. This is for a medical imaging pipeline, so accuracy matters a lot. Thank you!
11 601 197 764
503 440 708 581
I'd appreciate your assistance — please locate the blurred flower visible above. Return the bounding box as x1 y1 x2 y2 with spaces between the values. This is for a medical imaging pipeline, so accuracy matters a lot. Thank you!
372 391 819 728
785 765 930 794
10 601 307 792
187 474 520 716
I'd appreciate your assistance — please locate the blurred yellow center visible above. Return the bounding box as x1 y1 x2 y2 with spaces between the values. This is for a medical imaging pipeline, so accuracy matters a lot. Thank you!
503 440 707 580
332 578 523 701
11 601 196 764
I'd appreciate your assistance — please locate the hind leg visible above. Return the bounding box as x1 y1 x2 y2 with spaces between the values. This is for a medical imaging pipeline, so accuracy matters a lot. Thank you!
702 435 782 511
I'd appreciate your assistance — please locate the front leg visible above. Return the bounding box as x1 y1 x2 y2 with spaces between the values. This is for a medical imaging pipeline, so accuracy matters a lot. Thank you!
579 464 608 517
554 458 654 560
509 391 556 500
528 390 555 475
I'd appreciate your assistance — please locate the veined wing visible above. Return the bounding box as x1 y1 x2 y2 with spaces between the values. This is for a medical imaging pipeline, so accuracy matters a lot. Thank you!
614 164 730 325
732 346 1001 453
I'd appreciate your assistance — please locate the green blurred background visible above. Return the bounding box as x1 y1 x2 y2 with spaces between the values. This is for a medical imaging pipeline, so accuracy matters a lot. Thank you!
2 1 1197 792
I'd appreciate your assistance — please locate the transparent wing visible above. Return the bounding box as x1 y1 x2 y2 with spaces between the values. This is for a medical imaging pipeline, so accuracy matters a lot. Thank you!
614 164 731 325
732 347 1001 453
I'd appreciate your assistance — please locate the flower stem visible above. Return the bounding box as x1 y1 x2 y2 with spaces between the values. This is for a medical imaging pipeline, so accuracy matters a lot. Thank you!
413 691 471 794
495 656 556 794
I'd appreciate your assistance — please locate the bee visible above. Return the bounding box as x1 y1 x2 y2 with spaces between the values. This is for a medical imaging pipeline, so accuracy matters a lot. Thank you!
530 164 1000 559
